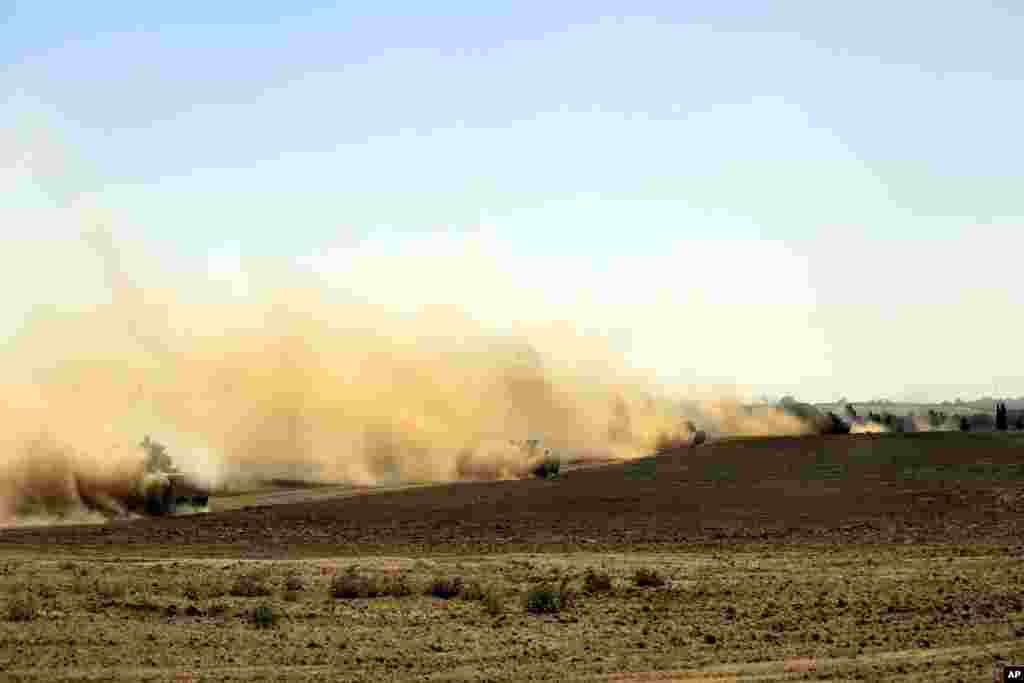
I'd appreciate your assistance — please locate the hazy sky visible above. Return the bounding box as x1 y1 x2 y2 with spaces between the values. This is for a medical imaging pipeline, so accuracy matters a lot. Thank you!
3 1 1023 403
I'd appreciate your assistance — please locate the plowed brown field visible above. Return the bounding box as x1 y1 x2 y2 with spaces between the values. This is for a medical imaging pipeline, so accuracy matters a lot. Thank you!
2 432 1023 681
3 433 1023 558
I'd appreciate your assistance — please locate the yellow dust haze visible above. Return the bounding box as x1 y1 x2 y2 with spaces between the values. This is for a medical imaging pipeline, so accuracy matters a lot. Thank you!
0 223 809 523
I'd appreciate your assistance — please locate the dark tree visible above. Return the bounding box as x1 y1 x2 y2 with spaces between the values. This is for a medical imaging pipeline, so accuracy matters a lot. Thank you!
996 403 1009 431
1016 413 1024 430
959 416 971 432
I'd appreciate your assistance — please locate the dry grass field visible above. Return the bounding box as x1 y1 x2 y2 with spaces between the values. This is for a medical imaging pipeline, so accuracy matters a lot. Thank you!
2 432 1024 681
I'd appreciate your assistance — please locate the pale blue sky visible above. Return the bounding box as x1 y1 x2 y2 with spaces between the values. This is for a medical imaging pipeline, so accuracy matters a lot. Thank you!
3 2 1024 402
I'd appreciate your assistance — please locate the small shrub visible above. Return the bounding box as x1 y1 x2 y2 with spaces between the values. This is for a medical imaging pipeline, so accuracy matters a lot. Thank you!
583 569 613 594
377 574 414 597
7 594 37 622
397 574 418 596
95 579 127 600
211 576 231 597
558 576 577 609
461 580 486 601
634 568 666 588
365 575 388 598
524 585 560 613
230 573 272 598
70 575 93 594
330 568 413 599
331 568 369 599
481 585 505 616
250 604 277 628
461 580 504 614
524 577 575 614
429 576 464 599
284 575 305 592
57 560 77 572
185 577 226 600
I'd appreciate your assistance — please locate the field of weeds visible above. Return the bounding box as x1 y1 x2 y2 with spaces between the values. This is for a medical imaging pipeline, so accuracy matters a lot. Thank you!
1 548 1023 681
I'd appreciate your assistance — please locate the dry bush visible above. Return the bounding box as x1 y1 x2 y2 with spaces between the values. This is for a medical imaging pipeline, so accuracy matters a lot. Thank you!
398 575 418 596
250 604 277 629
331 569 370 599
70 575 93 594
633 568 666 588
7 594 37 622
378 574 414 597
482 587 504 615
524 585 560 613
428 576 464 599
461 580 486 601
583 569 613 594
57 560 77 572
282 574 304 601
230 572 272 598
330 568 413 599
95 579 127 600
184 575 227 601
183 581 201 601
524 576 576 614
462 581 505 615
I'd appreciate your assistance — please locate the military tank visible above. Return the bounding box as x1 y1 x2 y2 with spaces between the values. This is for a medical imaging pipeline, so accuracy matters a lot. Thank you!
139 470 210 516
138 436 210 516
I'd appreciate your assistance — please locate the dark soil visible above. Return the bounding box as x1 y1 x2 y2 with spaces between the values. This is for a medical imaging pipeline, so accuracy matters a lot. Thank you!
2 433 1022 558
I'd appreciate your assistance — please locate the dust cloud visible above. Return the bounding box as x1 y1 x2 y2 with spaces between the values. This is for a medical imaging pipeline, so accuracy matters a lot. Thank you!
850 422 887 434
0 216 808 524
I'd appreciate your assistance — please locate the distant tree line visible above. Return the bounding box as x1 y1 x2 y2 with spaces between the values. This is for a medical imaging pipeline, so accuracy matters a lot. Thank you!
777 397 1024 435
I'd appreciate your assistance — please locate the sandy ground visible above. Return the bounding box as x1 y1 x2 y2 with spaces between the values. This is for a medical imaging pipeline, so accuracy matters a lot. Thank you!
2 432 1024 681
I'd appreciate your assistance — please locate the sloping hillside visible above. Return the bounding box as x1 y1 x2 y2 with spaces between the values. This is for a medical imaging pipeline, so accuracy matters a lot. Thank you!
2 433 1023 558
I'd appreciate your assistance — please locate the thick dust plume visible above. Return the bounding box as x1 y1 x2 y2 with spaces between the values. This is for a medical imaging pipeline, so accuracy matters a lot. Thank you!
0 226 808 523
851 421 887 434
